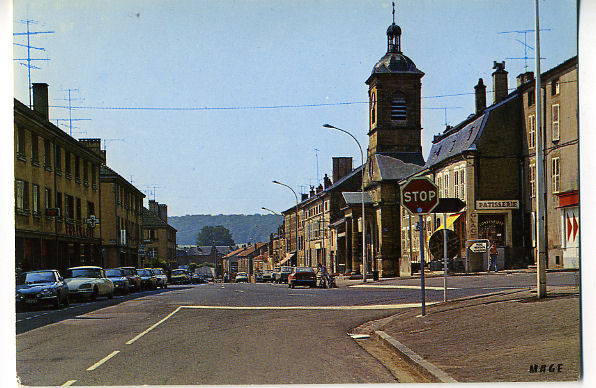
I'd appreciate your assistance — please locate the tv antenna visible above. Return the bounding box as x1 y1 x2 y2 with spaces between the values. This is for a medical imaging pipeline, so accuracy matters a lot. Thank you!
423 106 463 127
13 19 54 108
314 148 320 185
103 138 125 150
498 29 549 72
54 89 91 136
142 184 165 201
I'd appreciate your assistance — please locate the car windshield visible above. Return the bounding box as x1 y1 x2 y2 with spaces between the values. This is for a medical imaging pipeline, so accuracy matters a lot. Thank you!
105 269 122 277
17 271 56 285
237 272 247 276
137 269 151 276
172 270 185 275
296 267 314 273
65 268 102 279
151 269 162 275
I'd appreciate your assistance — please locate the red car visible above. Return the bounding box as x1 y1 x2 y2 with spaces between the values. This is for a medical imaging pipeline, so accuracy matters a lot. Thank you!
288 267 317 288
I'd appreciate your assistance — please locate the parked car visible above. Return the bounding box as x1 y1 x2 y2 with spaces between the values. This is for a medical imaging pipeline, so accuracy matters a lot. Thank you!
272 267 281 282
16 270 69 309
170 269 190 285
288 267 317 288
254 272 263 283
235 272 249 283
105 268 130 294
64 266 114 301
118 267 142 292
262 269 274 282
151 268 168 288
275 266 293 284
137 268 158 290
191 273 205 284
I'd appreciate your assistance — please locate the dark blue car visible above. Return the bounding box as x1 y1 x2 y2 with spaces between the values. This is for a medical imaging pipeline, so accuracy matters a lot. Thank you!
16 270 69 309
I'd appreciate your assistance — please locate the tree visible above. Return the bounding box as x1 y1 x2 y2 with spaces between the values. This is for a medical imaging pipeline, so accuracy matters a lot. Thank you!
196 225 235 246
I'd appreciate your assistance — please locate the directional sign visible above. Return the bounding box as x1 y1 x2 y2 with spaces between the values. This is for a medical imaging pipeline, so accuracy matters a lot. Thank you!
401 177 439 215
469 242 488 253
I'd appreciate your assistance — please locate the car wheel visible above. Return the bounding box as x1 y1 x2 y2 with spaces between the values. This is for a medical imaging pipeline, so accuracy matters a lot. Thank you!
54 295 61 309
64 294 70 306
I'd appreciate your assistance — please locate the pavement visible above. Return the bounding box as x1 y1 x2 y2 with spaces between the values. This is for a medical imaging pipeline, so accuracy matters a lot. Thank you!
348 269 581 383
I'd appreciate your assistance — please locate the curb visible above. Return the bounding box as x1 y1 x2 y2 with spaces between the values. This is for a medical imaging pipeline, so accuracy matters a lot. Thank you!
373 330 457 383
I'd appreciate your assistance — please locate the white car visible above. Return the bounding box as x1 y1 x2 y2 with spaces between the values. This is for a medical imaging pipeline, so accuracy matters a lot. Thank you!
151 268 168 289
235 272 249 283
64 266 114 301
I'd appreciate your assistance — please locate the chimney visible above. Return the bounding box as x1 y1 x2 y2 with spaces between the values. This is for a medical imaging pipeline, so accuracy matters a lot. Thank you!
474 78 486 114
309 186 315 198
301 193 308 201
149 200 158 214
78 138 107 164
32 83 49 121
323 174 332 189
158 204 168 223
492 61 508 104
516 71 534 87
332 157 353 183
316 184 323 194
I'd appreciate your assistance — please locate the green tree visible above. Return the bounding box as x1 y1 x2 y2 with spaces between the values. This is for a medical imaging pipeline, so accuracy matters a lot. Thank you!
196 225 235 246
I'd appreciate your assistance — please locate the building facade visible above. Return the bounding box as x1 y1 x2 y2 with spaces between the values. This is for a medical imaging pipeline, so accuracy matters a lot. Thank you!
142 200 177 268
15 84 104 273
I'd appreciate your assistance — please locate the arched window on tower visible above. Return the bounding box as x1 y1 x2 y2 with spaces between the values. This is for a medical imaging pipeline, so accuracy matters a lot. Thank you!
370 92 376 125
391 92 407 121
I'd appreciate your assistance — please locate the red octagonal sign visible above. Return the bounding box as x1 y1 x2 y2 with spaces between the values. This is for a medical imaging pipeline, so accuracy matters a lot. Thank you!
401 177 439 215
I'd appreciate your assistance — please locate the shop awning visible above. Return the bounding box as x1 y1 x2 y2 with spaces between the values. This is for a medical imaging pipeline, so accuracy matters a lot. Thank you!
279 252 296 266
435 212 464 231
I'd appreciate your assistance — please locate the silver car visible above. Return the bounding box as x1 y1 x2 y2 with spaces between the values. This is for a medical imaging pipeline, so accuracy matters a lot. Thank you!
64 266 114 301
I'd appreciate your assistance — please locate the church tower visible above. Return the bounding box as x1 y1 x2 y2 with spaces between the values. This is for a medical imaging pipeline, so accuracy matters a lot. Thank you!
365 4 424 165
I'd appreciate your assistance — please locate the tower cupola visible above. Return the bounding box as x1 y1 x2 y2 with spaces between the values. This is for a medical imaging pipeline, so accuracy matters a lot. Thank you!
386 3 402 53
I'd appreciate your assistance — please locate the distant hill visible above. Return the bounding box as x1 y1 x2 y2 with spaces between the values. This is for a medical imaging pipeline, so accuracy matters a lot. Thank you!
168 214 284 245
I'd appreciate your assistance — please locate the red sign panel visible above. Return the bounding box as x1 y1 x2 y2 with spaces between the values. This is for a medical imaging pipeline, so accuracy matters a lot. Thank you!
401 177 439 215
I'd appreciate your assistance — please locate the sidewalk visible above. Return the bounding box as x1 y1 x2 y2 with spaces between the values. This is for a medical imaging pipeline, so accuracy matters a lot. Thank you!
356 285 581 382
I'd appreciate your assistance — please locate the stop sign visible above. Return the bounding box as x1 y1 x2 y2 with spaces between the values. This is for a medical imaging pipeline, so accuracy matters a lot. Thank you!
401 177 439 214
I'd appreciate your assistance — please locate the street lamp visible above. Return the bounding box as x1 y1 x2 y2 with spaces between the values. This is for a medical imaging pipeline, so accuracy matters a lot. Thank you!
272 180 300 265
323 123 367 282
261 207 282 216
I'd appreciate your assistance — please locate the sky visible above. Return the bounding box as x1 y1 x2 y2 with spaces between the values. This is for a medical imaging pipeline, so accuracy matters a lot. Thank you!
9 0 578 217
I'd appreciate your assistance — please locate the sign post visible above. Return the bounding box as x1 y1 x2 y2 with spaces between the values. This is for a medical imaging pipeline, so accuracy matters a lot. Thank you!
401 177 439 316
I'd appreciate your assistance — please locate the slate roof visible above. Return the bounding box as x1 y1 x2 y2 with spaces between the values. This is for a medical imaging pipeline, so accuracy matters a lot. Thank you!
100 165 145 196
424 92 518 169
142 207 177 231
342 192 375 206
370 52 423 77
377 151 425 166
375 154 425 181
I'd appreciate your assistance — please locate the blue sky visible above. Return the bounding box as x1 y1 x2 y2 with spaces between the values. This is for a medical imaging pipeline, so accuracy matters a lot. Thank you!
10 0 578 216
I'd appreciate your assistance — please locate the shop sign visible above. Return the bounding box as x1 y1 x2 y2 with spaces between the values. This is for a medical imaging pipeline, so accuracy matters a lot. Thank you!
476 200 519 210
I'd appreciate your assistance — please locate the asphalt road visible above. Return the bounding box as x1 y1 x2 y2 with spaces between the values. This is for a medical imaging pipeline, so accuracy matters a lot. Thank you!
15 271 578 386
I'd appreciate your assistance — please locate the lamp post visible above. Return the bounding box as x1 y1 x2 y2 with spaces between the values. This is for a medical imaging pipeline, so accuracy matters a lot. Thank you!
272 180 300 266
261 207 282 216
323 124 367 282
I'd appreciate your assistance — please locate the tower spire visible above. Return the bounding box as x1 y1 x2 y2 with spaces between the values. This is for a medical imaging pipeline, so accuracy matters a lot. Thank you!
393 2 396 24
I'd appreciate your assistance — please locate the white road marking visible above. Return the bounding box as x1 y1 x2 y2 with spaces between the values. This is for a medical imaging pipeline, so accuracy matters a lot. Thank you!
86 350 120 371
350 284 459 291
61 380 77 386
181 303 435 310
125 306 182 345
348 333 370 339
233 290 244 293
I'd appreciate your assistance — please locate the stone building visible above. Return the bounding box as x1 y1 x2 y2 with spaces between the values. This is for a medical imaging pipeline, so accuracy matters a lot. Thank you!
142 200 177 268
519 56 578 268
14 84 104 273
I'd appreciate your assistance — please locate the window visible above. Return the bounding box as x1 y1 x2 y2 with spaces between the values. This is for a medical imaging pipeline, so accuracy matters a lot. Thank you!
391 92 407 121
551 79 560 95
552 104 560 141
55 146 62 171
32 184 40 214
65 151 71 176
443 172 449 198
15 180 25 210
17 127 26 157
529 163 536 198
528 90 535 107
528 115 536 148
459 167 466 200
436 175 443 198
91 165 97 188
56 192 62 216
83 160 88 183
370 92 376 125
44 139 52 168
552 157 560 194
75 155 80 180
45 188 52 210
31 133 39 163
65 195 74 219
76 197 81 221
454 170 459 198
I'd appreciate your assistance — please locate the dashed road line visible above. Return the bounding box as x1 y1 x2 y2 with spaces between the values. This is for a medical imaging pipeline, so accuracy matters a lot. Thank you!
61 379 77 386
86 350 120 371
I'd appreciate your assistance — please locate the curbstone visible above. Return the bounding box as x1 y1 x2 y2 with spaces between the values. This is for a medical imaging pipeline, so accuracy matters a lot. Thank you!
373 330 457 383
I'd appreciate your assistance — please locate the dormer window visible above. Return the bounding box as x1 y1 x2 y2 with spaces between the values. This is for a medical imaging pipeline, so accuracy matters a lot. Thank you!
391 92 407 121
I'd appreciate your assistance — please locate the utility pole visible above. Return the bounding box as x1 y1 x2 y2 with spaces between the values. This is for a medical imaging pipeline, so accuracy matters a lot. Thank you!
535 0 547 298
13 19 54 108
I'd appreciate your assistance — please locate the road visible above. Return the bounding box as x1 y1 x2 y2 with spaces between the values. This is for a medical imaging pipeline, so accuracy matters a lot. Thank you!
15 271 577 386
